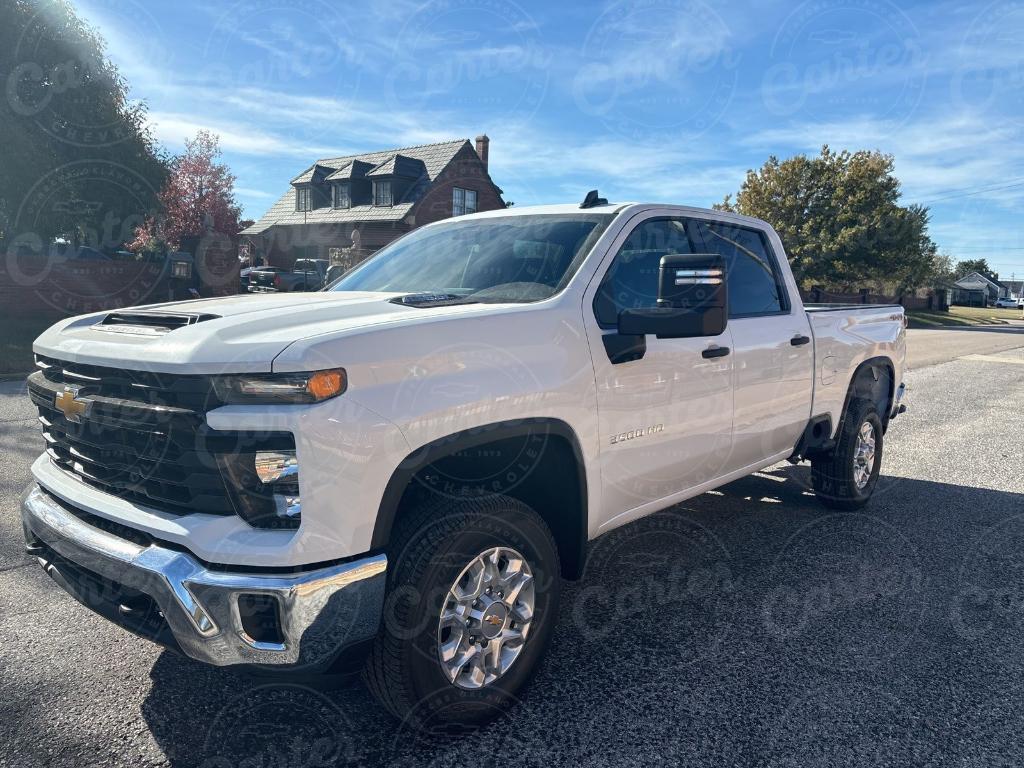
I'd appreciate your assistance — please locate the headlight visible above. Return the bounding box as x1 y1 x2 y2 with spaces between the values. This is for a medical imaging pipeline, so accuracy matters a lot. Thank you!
213 369 346 404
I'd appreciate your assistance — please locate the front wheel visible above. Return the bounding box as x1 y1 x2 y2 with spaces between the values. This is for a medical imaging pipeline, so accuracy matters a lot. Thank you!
363 494 560 731
811 398 883 510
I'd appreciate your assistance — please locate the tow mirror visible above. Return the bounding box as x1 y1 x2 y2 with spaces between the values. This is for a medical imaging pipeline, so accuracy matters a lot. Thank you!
618 254 727 338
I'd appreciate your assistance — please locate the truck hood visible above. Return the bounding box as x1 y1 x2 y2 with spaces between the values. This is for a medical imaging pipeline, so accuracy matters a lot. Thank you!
32 291 503 374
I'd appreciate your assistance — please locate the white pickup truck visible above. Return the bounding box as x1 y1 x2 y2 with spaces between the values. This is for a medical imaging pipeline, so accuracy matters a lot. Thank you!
21 196 906 729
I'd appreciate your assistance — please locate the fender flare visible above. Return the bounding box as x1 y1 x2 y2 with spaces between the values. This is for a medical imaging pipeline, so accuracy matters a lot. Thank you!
370 418 589 577
837 355 896 434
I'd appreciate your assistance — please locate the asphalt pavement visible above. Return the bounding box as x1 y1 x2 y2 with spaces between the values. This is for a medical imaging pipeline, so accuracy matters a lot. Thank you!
2 330 1024 767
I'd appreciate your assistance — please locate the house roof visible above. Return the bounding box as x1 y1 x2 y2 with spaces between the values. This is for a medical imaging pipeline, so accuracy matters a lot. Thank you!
955 271 1001 290
242 139 471 235
366 154 426 179
289 163 334 185
323 160 374 181
955 280 993 292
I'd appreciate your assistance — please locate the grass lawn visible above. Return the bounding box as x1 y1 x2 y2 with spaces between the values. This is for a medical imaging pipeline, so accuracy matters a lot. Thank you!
907 305 1024 328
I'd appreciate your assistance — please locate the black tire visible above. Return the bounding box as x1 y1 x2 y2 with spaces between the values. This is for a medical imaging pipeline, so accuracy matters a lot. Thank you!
363 494 561 732
811 397 883 510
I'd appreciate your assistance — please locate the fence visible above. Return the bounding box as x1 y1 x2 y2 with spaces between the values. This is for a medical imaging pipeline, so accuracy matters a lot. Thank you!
0 247 239 330
801 287 949 311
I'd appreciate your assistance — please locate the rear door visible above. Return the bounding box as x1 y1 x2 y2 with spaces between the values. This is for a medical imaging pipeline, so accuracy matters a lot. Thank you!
584 214 735 529
694 218 814 468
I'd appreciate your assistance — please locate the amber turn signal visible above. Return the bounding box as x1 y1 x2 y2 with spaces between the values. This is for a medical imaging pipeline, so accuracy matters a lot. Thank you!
306 369 346 400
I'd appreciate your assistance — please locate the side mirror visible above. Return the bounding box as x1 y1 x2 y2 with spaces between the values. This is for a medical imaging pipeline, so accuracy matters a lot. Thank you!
618 254 727 338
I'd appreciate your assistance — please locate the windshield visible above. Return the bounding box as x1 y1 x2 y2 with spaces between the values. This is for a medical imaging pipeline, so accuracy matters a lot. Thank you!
330 214 614 303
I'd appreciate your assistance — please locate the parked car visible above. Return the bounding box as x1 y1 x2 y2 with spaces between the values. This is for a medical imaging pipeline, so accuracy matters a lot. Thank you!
994 297 1018 308
249 258 328 292
23 196 907 730
241 266 285 293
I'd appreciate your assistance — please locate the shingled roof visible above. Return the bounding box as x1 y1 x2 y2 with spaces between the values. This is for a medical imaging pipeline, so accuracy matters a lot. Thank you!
241 139 470 234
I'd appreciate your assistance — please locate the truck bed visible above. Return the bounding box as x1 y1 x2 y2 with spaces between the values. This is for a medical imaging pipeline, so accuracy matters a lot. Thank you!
804 303 902 312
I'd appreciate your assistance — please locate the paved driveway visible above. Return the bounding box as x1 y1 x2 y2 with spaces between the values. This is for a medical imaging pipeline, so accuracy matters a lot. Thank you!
2 332 1023 767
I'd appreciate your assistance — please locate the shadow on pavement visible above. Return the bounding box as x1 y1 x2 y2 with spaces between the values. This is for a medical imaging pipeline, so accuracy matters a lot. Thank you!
140 465 1024 767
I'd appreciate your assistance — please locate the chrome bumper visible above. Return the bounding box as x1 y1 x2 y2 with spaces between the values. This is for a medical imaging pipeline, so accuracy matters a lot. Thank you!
891 382 908 418
21 484 387 670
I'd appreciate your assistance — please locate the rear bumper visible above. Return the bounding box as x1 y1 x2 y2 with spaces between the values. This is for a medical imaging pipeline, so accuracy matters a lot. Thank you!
21 484 387 670
891 382 908 419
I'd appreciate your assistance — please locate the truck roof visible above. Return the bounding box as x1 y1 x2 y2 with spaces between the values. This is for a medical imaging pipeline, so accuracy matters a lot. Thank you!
465 201 774 231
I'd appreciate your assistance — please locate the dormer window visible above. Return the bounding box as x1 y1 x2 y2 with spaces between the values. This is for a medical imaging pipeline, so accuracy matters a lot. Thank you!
333 183 350 209
373 180 393 207
453 187 478 216
296 186 312 212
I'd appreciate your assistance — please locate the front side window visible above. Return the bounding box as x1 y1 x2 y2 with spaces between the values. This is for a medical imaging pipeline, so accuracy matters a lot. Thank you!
593 217 702 326
331 214 613 303
333 183 350 209
453 187 478 216
696 221 787 317
374 181 392 207
295 186 311 212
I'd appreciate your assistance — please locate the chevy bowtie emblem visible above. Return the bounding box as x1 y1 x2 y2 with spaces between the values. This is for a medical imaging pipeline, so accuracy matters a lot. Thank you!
55 385 93 424
484 615 503 626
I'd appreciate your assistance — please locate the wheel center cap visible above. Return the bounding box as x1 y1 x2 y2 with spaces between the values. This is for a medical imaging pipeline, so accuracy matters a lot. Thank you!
479 602 508 639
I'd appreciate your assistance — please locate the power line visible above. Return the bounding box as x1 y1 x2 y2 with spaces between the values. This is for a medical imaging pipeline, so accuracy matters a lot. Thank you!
914 176 1024 198
917 180 1024 204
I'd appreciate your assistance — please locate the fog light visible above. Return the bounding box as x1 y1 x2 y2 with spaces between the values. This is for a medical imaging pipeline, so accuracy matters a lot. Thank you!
217 449 302 529
255 451 298 485
276 494 301 519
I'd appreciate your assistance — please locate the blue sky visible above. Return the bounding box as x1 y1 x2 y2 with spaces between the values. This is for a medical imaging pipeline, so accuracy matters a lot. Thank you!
76 0 1024 279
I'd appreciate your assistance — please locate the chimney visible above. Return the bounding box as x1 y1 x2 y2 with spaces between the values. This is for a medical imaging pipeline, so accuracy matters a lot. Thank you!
475 134 489 170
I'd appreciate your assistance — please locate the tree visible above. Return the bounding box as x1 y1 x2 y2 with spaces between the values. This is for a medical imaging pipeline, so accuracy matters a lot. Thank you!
0 0 166 251
129 131 242 253
953 258 997 281
716 146 940 292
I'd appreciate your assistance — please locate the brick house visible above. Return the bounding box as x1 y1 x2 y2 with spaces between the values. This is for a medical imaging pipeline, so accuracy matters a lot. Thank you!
239 136 504 271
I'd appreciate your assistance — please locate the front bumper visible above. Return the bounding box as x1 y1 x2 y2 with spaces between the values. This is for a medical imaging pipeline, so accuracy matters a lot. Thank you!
21 484 387 670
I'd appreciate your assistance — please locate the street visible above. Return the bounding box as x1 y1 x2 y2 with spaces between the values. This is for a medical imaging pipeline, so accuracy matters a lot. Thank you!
2 328 1023 767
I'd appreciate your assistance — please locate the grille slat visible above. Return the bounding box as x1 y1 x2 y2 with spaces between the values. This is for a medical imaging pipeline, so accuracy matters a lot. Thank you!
30 358 294 518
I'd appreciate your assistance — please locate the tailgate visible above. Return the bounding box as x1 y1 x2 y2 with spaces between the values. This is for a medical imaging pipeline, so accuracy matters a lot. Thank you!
251 271 277 288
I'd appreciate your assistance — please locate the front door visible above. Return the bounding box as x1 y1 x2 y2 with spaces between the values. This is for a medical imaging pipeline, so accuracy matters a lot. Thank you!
585 214 735 531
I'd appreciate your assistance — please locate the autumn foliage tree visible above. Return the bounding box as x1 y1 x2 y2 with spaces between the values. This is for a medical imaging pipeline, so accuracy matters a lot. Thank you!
129 131 241 253
717 146 940 293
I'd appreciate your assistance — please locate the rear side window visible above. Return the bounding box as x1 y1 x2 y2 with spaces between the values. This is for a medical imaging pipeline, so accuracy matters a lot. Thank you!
593 218 703 326
696 221 788 317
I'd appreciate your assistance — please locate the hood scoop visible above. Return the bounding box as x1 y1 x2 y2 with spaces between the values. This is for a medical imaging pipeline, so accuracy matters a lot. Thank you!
93 311 220 336
390 293 478 308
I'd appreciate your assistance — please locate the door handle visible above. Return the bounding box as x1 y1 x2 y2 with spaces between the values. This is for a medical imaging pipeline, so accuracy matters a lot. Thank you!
702 345 730 359
790 335 811 346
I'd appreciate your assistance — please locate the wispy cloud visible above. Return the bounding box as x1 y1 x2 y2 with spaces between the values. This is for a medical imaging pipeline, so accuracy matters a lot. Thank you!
146 111 341 158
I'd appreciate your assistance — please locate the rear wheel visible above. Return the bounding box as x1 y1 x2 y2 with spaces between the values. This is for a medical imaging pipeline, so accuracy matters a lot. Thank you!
364 494 560 731
811 398 883 510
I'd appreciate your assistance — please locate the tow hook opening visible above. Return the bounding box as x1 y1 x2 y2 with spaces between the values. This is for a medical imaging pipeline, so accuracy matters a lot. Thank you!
237 593 285 646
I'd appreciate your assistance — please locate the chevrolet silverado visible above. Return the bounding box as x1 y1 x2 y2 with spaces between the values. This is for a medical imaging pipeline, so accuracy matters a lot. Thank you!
21 196 907 729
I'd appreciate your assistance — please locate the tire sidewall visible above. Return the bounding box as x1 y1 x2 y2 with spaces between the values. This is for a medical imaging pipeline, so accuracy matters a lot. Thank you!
842 405 884 503
389 500 560 726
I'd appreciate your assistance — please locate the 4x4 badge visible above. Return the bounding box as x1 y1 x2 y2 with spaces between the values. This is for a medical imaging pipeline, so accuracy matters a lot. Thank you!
55 385 93 424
